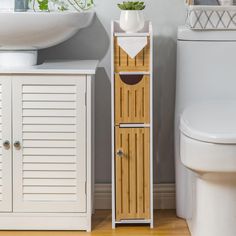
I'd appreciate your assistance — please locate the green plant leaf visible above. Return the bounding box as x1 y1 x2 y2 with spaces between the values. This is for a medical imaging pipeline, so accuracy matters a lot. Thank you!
117 1 145 10
118 3 126 10
37 0 49 10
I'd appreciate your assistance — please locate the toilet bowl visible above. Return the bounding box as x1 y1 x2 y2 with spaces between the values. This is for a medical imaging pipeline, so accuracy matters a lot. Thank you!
180 101 236 236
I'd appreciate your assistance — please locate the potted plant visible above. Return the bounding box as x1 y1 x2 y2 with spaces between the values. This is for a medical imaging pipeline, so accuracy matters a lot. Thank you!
118 1 145 33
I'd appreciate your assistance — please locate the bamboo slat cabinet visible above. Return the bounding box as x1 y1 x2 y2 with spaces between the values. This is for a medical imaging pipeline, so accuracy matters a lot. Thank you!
111 21 153 228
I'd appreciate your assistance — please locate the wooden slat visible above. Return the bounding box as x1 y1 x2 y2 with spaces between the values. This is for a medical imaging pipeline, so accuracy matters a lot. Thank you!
23 186 77 194
23 178 76 186
130 130 136 216
23 117 76 125
23 140 76 148
22 85 76 94
144 129 150 219
23 109 76 117
23 133 76 140
23 156 76 163
123 130 129 217
23 101 76 109
137 129 144 217
115 128 150 220
23 163 76 171
23 171 76 179
23 148 76 156
23 125 75 133
23 94 76 101
23 194 77 201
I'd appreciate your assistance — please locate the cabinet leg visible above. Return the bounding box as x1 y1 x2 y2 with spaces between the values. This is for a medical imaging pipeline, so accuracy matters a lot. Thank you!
87 218 92 232
112 223 116 229
150 220 154 229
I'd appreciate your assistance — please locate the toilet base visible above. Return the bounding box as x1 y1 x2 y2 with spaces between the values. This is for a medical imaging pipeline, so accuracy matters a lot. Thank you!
189 173 236 236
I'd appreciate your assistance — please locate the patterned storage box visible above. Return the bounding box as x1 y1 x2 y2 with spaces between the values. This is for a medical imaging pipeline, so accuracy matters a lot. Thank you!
186 5 236 30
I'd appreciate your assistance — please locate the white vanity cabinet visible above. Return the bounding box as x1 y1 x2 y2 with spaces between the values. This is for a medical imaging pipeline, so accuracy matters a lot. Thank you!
0 60 97 231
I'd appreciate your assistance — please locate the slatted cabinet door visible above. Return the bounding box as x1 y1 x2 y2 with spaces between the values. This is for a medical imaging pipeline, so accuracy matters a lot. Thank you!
12 76 87 213
115 127 150 221
0 77 12 212
115 74 150 125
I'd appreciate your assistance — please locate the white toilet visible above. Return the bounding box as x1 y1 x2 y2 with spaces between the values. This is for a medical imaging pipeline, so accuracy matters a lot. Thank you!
175 27 236 236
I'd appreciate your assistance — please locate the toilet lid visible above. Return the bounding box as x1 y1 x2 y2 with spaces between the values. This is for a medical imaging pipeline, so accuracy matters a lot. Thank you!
180 101 236 144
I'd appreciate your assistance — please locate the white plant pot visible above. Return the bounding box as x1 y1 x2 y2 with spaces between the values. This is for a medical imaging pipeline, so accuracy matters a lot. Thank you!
218 0 233 5
119 10 145 33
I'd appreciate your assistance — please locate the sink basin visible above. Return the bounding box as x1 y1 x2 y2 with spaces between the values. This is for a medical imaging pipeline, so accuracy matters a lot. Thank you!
0 11 94 67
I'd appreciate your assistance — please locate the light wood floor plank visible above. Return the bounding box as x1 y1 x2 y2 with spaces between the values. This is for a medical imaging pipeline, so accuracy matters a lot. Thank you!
0 210 190 236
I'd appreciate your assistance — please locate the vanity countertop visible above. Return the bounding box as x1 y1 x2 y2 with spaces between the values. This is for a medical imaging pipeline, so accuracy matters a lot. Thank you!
0 60 99 75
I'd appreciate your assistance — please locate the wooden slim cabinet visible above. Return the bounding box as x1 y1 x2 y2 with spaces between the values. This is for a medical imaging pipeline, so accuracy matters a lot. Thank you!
112 21 153 228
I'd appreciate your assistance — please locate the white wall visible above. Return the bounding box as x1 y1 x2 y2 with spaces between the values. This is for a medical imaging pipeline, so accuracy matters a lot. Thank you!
39 0 186 184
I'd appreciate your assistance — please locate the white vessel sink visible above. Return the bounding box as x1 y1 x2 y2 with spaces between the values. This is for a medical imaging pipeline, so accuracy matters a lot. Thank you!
0 11 94 67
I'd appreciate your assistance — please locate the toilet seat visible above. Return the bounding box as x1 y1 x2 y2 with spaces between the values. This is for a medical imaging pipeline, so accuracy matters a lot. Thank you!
180 101 236 172
180 101 236 144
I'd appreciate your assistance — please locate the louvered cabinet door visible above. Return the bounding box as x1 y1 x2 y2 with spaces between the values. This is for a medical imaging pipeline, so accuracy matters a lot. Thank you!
115 127 150 221
12 76 86 213
0 78 12 212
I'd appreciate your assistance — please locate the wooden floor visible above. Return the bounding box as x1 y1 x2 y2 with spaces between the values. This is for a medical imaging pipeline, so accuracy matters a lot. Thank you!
0 210 190 236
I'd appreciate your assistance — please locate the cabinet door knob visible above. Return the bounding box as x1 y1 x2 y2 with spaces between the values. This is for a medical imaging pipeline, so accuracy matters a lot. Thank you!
14 141 21 149
116 149 124 158
3 140 10 150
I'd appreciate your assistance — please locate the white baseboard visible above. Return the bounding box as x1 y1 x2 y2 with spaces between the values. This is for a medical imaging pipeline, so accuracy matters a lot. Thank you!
94 183 176 210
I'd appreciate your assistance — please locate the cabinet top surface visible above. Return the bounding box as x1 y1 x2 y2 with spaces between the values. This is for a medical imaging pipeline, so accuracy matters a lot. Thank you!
0 60 99 75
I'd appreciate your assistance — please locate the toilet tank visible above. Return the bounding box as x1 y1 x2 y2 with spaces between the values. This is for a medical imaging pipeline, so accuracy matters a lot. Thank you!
175 26 236 219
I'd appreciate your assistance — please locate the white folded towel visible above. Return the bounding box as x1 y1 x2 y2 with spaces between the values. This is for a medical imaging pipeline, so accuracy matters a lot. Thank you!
117 37 148 59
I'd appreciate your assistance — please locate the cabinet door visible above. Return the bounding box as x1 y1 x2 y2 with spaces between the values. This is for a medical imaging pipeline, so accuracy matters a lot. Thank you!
115 127 150 221
13 76 86 213
0 77 12 212
115 74 150 125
